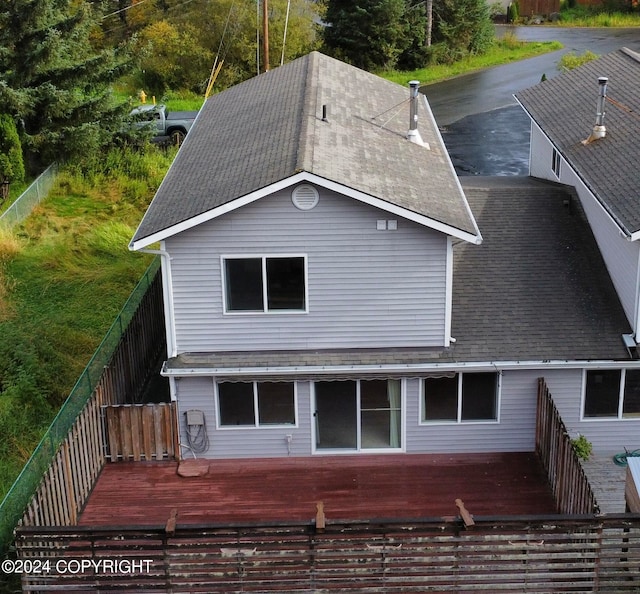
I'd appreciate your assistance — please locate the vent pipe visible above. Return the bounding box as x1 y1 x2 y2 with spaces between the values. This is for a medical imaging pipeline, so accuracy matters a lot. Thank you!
595 76 608 129
407 81 430 149
583 76 608 144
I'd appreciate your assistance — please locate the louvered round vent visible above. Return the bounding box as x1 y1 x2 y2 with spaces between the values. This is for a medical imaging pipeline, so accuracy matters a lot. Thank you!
291 184 319 210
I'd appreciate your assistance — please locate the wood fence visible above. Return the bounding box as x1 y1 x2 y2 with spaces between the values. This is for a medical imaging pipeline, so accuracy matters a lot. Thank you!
518 0 560 15
536 377 599 515
15 514 640 592
18 268 173 532
104 403 178 462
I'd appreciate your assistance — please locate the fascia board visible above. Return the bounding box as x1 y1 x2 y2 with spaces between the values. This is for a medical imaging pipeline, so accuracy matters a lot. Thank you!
129 171 483 251
162 358 640 378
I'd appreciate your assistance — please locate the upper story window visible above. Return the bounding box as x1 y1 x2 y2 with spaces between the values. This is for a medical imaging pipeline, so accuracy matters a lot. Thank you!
222 255 307 313
583 369 640 419
551 148 561 178
421 372 500 423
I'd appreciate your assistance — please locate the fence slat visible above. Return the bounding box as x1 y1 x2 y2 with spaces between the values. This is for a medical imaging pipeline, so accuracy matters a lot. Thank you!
14 516 640 592
536 378 598 515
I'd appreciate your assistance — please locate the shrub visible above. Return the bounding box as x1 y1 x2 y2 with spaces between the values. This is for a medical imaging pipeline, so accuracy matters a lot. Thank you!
507 1 520 22
571 434 593 461
0 115 25 188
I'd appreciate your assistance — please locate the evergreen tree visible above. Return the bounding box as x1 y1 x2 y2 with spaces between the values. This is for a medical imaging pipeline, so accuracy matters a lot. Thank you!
0 0 132 167
323 0 407 71
433 0 494 60
397 0 429 71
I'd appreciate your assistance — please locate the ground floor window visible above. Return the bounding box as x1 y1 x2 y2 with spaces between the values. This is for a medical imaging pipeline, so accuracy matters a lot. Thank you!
421 372 499 423
313 379 402 450
583 369 640 419
217 381 296 427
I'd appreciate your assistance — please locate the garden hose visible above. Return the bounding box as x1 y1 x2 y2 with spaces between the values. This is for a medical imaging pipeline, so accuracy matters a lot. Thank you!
613 448 640 467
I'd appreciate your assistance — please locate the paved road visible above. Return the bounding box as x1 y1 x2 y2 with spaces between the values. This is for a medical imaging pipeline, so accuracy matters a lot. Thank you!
426 26 640 125
425 26 640 175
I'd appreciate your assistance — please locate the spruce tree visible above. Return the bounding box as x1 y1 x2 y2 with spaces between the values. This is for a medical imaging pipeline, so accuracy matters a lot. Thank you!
323 0 407 71
0 0 132 167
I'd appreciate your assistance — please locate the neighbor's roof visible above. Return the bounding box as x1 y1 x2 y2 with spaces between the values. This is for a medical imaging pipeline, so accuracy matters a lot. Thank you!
516 47 640 238
164 177 631 375
130 51 480 249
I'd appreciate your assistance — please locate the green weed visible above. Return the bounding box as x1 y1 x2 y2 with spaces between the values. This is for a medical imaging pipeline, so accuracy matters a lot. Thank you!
0 146 172 499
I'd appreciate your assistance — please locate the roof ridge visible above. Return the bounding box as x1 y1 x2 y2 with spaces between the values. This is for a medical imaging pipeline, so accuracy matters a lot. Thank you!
294 52 320 173
621 46 640 64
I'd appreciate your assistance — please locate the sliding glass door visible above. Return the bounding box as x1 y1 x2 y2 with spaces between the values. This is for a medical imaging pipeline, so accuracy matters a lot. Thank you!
314 379 402 451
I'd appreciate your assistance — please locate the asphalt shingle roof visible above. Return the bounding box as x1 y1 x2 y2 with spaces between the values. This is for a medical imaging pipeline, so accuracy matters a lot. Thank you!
131 51 478 247
516 47 640 237
165 177 631 373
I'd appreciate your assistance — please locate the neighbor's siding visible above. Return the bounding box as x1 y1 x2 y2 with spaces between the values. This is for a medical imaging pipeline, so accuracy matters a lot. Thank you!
529 123 639 331
165 186 449 352
176 377 312 459
546 368 640 456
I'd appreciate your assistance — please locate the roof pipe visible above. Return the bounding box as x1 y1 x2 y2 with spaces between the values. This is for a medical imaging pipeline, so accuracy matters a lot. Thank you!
583 76 608 144
407 81 430 149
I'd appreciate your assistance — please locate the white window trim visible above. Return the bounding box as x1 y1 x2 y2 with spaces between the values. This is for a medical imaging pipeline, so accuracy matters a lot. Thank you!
311 379 406 454
552 148 561 178
215 380 299 429
221 253 309 315
419 371 502 425
580 368 640 421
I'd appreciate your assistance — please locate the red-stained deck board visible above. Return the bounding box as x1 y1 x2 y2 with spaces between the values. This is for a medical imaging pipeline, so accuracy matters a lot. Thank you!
78 453 557 527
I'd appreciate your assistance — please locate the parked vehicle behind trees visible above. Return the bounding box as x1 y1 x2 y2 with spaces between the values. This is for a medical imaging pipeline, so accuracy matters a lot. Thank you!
129 104 198 145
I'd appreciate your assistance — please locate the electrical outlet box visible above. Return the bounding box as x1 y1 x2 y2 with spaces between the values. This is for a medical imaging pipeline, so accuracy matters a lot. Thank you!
185 409 205 426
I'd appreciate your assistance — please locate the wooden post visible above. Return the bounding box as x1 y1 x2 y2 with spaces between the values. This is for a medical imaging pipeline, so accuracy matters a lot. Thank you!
455 498 475 528
315 501 325 532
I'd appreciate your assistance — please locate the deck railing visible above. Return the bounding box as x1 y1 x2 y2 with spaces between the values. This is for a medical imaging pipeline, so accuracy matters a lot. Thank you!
0 259 167 555
15 514 640 592
536 377 599 514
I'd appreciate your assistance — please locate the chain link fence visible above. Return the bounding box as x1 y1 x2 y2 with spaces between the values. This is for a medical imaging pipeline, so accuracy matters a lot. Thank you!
0 163 59 228
0 258 161 556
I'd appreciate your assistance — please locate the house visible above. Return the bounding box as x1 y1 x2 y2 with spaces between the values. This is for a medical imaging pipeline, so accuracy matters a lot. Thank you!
130 50 639 461
516 47 640 450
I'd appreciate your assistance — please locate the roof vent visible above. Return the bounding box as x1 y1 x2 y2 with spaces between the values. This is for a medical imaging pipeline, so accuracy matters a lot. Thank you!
292 184 319 210
582 76 608 145
406 81 430 150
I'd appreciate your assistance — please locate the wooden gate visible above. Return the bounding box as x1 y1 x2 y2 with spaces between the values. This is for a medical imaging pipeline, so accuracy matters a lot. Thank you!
103 402 178 462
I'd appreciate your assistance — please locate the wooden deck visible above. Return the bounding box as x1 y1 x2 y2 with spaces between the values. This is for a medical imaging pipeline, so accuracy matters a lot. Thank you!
78 453 557 527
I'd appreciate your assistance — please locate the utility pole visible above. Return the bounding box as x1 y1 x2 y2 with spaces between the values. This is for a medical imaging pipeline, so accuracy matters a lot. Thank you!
262 0 269 72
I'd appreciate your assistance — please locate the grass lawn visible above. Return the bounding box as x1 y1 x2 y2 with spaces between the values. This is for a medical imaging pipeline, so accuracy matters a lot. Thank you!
381 38 563 86
551 7 640 27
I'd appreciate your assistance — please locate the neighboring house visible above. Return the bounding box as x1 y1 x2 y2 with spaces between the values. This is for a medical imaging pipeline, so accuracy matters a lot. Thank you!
130 51 639 460
516 46 640 448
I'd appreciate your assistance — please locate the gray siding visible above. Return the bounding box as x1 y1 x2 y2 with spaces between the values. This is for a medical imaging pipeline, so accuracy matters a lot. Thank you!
177 377 312 459
405 371 539 453
529 124 639 331
165 186 449 353
546 369 640 456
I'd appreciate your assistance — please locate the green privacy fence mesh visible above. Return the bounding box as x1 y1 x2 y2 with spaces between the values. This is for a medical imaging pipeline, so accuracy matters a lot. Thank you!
0 257 161 556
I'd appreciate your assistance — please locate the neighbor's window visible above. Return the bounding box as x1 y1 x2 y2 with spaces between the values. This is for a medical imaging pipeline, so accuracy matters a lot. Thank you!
223 256 306 312
218 382 296 426
422 372 499 423
583 369 640 419
552 148 561 177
